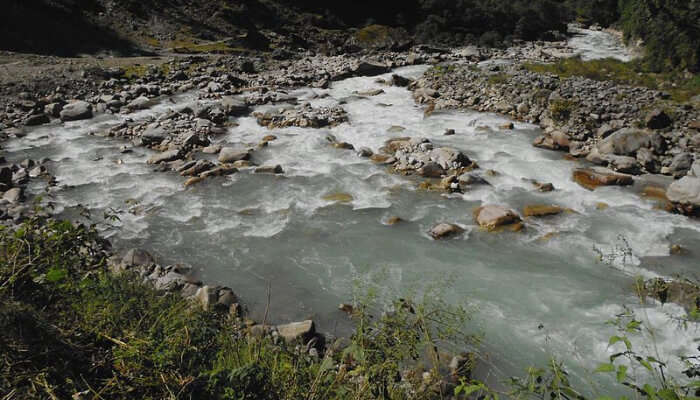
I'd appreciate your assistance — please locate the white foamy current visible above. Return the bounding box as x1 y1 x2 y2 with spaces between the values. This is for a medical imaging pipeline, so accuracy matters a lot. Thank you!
4 32 696 392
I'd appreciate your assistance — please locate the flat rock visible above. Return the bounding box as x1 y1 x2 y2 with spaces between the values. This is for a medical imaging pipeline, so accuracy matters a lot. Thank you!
474 205 521 230
148 149 181 164
572 168 633 190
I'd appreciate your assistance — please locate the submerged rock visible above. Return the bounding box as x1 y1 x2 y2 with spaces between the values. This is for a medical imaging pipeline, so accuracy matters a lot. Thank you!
523 205 565 218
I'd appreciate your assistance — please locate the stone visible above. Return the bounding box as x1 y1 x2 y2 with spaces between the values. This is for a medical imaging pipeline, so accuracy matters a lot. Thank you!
127 96 154 111
429 223 465 240
276 320 315 343
417 162 444 178
221 96 250 116
147 149 181 164
141 126 167 145
0 167 12 187
202 144 222 154
498 122 514 130
668 153 694 178
572 168 634 190
254 165 284 174
59 100 93 121
473 205 521 230
154 271 187 291
120 248 155 271
607 155 641 175
645 109 672 130
217 288 237 308
596 128 650 156
218 148 251 163
2 188 23 203
444 129 456 136
356 89 384 96
357 147 373 157
667 176 700 208
523 205 564 218
391 74 411 87
25 113 50 126
195 285 218 311
457 173 489 186
430 147 471 170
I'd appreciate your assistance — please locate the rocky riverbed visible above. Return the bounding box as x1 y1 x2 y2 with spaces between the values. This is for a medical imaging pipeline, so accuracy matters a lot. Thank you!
1 27 699 386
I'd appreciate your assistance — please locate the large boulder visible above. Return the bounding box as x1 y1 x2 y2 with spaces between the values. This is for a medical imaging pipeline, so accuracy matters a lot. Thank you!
596 128 650 156
666 176 700 214
473 205 521 230
60 100 93 122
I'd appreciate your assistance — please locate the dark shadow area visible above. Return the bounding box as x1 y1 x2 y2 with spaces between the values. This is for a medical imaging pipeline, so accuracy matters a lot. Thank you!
0 0 140 56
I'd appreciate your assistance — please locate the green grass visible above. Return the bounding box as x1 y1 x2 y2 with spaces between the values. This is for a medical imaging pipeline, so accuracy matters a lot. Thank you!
354 24 393 45
524 57 700 103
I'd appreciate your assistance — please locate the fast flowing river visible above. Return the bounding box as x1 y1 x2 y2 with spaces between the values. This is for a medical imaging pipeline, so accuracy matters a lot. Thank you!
4 30 696 391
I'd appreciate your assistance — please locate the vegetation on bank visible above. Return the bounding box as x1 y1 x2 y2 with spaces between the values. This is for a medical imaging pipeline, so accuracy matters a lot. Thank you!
524 57 700 103
2 216 699 399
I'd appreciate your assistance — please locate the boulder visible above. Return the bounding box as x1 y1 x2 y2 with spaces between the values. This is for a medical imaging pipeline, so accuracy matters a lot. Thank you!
121 248 155 270
0 167 12 187
154 271 187 291
645 109 672 130
221 96 250 116
430 147 471 170
141 126 167 145
572 168 634 190
195 286 218 311
218 147 251 163
25 113 50 126
429 223 464 239
668 153 694 178
254 165 284 174
276 320 315 343
2 188 23 203
147 149 181 164
666 176 700 208
596 128 650 156
473 205 521 230
127 96 154 111
59 100 93 122
417 162 444 178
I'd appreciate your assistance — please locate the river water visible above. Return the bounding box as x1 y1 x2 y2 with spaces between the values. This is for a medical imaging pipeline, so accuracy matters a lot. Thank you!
4 30 697 390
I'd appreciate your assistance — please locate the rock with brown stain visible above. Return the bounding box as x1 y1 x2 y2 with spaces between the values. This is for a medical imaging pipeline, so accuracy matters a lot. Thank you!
473 205 521 230
572 168 633 190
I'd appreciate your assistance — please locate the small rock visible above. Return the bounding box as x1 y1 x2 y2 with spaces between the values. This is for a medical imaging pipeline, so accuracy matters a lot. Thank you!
429 223 465 240
473 205 521 230
254 165 284 174
60 100 93 122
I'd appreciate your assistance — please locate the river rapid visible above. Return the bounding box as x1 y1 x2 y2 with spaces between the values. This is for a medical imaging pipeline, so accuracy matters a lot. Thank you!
4 28 697 390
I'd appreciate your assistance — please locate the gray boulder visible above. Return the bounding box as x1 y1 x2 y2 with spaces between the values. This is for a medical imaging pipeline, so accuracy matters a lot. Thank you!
596 128 650 156
276 320 316 343
60 100 93 122
667 176 700 207
669 153 694 178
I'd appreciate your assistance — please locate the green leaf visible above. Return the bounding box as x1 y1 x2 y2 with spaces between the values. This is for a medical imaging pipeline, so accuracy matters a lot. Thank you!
657 388 679 400
616 365 628 383
639 359 653 371
595 363 616 373
46 268 68 283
